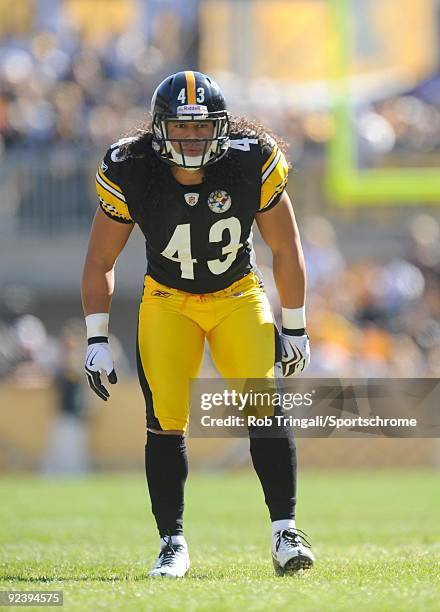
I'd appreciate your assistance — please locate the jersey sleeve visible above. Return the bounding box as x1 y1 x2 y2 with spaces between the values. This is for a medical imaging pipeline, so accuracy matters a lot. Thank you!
95 150 134 224
258 139 289 213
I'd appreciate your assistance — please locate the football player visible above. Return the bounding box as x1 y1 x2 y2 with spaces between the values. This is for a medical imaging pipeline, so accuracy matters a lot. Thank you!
82 71 314 578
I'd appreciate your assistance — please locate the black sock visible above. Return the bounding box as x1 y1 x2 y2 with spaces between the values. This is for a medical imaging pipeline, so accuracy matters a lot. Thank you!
145 432 188 537
249 425 297 521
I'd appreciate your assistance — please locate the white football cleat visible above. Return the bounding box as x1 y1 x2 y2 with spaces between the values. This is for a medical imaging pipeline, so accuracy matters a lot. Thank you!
148 536 190 579
272 529 314 575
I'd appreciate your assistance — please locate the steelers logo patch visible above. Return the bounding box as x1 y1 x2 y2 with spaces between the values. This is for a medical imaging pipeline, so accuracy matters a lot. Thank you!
207 190 232 214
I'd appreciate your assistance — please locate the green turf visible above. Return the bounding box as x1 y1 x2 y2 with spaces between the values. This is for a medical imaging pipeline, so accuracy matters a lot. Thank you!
1 471 439 611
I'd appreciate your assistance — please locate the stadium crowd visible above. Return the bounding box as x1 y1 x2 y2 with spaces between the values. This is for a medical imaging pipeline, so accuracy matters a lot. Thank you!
300 214 440 377
0 29 165 153
1 26 440 164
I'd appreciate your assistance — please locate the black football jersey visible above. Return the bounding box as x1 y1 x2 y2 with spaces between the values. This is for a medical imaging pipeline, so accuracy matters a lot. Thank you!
95 132 288 293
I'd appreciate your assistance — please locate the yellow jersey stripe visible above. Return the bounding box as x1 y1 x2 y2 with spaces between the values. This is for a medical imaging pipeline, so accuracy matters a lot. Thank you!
97 166 123 194
185 71 196 104
262 148 282 184
262 176 288 210
96 182 132 220
261 144 278 174
260 152 289 210
95 172 126 202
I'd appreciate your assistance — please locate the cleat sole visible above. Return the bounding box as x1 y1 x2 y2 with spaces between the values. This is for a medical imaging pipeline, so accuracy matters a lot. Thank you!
273 554 314 576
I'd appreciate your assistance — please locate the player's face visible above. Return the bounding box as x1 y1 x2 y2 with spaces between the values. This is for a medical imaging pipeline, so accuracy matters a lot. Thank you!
167 121 214 157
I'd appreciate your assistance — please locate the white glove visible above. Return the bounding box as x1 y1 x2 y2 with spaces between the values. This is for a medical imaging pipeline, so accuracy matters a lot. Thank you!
280 330 310 377
84 341 117 401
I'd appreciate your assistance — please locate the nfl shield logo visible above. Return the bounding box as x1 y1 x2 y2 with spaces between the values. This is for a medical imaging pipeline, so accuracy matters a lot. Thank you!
184 193 199 206
207 190 232 213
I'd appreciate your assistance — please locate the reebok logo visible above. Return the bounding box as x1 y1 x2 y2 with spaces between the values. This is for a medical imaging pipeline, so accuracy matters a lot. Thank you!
151 290 172 298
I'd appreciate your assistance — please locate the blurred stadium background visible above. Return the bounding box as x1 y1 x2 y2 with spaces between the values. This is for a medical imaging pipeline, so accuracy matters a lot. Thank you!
0 0 439 473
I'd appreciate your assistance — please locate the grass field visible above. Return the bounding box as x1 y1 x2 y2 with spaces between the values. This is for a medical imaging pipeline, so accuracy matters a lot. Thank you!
1 470 439 611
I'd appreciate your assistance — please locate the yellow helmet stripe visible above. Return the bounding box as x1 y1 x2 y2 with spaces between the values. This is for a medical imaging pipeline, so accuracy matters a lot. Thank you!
185 71 196 104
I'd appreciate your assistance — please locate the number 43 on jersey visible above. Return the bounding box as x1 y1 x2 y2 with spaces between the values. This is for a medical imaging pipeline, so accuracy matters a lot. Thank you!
161 218 242 279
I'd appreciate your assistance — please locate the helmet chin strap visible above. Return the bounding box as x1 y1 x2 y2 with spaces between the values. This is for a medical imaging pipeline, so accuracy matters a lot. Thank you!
168 145 206 169
167 141 217 170
178 166 200 174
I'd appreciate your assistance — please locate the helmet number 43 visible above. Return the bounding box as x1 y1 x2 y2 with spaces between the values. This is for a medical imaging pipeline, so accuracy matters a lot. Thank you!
161 218 242 279
177 88 205 104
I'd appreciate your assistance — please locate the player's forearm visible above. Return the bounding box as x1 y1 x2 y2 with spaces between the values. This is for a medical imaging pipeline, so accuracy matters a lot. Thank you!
81 257 115 316
272 244 306 309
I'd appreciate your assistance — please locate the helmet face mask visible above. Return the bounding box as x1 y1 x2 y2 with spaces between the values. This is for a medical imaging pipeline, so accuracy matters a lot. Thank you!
151 71 230 170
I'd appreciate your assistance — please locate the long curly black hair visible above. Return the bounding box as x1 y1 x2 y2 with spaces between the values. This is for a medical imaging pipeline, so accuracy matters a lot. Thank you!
117 115 290 209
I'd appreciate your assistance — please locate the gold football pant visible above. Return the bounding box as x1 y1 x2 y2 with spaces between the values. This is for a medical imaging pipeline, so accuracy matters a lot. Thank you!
136 273 280 431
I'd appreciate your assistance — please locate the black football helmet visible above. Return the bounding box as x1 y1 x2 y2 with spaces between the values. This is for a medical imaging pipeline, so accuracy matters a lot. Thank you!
151 71 230 170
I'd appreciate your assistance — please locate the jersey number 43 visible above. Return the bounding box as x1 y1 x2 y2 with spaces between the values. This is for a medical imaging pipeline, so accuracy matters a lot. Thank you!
161 218 242 279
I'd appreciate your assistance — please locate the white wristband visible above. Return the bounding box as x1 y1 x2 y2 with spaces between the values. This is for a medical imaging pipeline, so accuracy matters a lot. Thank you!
282 306 306 329
85 313 109 339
